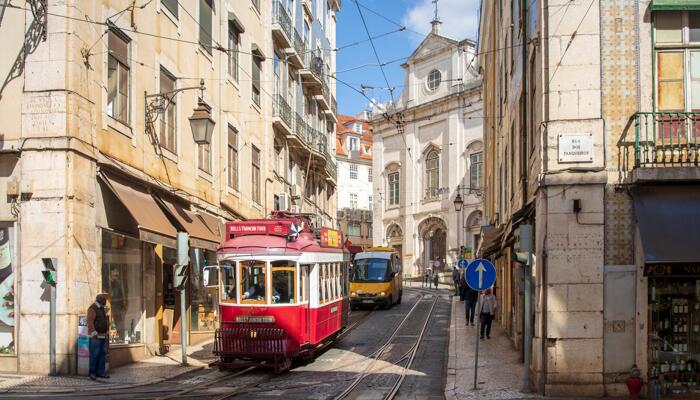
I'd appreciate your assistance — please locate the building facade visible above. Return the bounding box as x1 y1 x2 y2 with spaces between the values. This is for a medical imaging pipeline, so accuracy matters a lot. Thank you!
0 0 338 374
479 0 700 397
336 113 373 249
372 19 483 277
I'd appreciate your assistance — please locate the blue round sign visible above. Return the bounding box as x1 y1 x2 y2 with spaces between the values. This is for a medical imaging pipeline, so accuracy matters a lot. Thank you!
458 259 469 269
465 259 496 291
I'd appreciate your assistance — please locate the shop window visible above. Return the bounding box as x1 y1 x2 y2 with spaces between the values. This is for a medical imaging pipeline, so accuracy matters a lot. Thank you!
0 224 16 354
101 231 143 344
189 249 217 332
240 260 266 303
220 262 237 301
271 261 296 304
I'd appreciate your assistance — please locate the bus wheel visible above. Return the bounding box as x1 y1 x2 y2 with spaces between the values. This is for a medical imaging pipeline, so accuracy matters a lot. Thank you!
385 296 393 309
397 290 402 304
351 304 357 311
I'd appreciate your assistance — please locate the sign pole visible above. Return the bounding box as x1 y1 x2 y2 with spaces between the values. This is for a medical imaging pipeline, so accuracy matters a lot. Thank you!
177 232 189 366
49 282 56 376
473 292 481 390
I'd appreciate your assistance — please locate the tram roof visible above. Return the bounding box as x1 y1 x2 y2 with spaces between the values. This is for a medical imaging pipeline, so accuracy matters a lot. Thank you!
218 232 345 256
354 251 393 260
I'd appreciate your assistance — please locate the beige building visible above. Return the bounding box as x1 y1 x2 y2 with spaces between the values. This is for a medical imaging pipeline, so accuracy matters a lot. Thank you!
479 0 700 397
0 0 338 374
372 19 483 276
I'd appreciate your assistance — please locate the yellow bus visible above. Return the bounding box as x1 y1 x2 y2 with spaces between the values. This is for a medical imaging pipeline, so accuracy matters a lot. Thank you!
349 248 402 310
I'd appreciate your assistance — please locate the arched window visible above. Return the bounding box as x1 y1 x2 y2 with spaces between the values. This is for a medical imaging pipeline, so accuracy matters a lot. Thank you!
427 69 441 91
425 150 440 198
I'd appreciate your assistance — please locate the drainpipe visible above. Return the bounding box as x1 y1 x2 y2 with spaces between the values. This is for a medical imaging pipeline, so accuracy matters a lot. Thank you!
540 0 550 394
521 0 531 392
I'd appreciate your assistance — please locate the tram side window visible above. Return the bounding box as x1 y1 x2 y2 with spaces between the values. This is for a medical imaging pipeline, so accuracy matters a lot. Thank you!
300 264 310 302
271 260 295 304
335 264 341 298
332 264 339 299
221 262 237 302
241 261 267 303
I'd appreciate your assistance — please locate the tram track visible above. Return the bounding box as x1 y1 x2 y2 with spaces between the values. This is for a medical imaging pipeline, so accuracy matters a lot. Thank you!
333 287 441 400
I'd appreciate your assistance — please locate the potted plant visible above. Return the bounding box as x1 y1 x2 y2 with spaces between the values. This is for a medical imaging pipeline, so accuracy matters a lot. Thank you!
626 364 643 400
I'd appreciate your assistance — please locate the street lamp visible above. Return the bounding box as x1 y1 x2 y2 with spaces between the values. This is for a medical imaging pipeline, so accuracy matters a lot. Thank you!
453 193 464 212
145 79 216 145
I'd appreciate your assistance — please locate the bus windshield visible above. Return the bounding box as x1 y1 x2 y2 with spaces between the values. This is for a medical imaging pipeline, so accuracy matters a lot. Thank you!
352 258 390 282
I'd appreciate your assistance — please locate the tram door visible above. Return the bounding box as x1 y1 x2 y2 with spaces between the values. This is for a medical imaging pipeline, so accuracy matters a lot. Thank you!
301 264 310 341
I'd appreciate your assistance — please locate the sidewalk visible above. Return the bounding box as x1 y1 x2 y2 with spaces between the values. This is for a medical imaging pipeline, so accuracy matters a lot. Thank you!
445 295 542 400
0 339 213 394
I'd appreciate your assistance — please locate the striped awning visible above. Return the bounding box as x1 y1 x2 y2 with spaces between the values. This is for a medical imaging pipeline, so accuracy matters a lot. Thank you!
652 0 700 10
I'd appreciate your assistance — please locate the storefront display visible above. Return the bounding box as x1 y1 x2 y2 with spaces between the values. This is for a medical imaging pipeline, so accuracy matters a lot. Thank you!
0 224 15 354
190 249 217 332
648 277 700 396
102 231 143 345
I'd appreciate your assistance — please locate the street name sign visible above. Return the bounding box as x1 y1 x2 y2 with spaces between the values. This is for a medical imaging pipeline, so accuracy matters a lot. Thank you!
465 259 496 291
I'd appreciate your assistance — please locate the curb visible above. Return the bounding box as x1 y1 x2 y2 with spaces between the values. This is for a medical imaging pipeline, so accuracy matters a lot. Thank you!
0 365 205 394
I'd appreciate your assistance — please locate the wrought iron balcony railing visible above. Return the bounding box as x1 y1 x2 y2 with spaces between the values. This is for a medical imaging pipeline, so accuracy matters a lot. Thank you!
293 29 305 63
629 112 700 167
273 94 292 129
272 1 292 41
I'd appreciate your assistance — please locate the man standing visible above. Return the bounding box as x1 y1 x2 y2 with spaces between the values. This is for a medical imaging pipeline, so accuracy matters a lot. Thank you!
87 294 109 380
479 289 497 339
451 266 460 296
462 283 478 325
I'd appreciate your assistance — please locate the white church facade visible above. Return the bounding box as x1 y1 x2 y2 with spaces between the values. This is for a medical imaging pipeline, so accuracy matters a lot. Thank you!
372 20 483 277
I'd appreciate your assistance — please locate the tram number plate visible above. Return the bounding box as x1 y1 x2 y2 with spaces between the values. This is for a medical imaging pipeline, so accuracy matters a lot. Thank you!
362 300 374 304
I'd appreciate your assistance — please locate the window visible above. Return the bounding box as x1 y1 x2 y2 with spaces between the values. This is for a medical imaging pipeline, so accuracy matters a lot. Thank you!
240 260 266 303
159 68 177 153
0 224 16 354
368 223 373 238
349 164 358 179
101 231 142 344
350 193 358 209
252 0 259 12
470 152 483 190
252 49 263 106
199 0 213 54
228 21 240 81
271 261 296 304
368 167 373 182
388 172 399 206
427 69 441 91
252 146 261 204
107 29 130 124
162 0 178 18
220 262 237 301
228 125 238 189
349 137 360 151
425 150 440 198
274 141 283 174
289 159 296 184
198 142 211 174
368 195 373 205
353 122 362 133
351 258 389 282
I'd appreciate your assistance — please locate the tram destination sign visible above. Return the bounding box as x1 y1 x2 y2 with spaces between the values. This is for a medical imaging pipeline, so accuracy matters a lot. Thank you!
227 221 290 236
320 228 343 248
558 133 593 163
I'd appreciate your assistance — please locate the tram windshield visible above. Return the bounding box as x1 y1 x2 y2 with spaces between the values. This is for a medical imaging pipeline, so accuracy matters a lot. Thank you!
220 262 237 301
271 261 296 304
240 261 267 303
352 258 390 282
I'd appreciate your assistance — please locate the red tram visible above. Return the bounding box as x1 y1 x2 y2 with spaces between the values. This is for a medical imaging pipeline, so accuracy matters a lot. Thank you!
210 212 350 371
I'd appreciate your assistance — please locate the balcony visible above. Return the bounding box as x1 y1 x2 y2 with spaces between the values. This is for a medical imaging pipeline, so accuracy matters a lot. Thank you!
287 29 306 69
620 112 700 183
315 81 331 111
272 95 293 135
272 1 293 49
300 54 326 92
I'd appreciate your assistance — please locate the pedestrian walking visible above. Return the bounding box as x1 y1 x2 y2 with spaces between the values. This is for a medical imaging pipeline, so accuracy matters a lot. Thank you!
87 294 110 380
433 271 439 289
479 289 497 339
451 266 460 296
432 257 441 273
423 268 430 288
462 283 478 325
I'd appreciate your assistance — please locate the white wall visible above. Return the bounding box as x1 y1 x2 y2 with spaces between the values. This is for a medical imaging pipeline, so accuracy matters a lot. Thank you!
337 160 373 210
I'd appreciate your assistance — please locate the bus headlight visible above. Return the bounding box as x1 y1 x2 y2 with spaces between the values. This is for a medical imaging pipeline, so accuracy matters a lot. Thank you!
351 292 356 297
380 292 386 297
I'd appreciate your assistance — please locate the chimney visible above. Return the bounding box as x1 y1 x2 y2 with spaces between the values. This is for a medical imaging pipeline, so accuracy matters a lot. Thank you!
431 19 442 35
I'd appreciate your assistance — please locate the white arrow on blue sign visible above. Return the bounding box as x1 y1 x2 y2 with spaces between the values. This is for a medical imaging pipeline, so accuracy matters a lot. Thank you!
458 259 469 269
465 259 496 291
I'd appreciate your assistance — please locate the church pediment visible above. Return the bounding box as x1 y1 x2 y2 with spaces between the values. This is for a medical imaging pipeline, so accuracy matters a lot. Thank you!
407 34 458 64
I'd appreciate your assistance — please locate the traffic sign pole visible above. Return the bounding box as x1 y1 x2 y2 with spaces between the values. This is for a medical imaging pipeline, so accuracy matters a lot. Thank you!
473 292 481 390
464 258 497 391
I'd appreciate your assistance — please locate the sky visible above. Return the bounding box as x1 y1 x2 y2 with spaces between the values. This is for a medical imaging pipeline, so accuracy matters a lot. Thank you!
335 0 480 117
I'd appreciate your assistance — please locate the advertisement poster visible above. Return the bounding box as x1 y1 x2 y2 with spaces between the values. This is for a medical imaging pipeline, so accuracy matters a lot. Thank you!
77 315 89 375
0 225 15 355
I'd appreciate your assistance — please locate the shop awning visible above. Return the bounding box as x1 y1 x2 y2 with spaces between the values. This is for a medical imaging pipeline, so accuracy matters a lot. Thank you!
156 196 220 251
633 185 700 263
99 173 177 247
480 225 504 258
652 0 700 10
197 212 225 243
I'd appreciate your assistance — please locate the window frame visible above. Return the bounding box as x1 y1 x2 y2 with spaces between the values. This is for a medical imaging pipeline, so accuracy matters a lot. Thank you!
388 171 400 206
161 0 178 19
470 152 484 190
159 67 177 154
252 49 263 107
252 145 261 204
228 125 239 190
239 260 268 304
425 150 440 199
198 0 214 55
427 69 441 91
198 141 212 174
107 28 131 125
349 164 358 179
228 20 241 82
